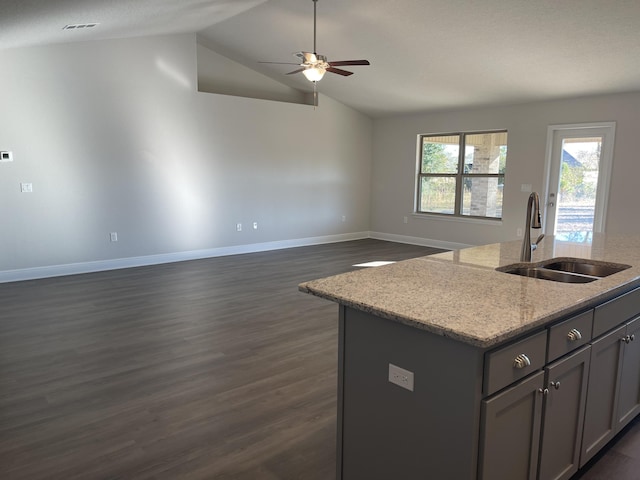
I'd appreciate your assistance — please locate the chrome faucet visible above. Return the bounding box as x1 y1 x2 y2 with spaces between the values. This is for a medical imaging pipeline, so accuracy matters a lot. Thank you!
521 192 545 262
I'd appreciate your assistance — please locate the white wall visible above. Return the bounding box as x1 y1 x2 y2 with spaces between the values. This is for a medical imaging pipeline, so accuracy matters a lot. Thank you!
196 38 310 105
3 31 639 280
0 33 373 278
371 93 640 246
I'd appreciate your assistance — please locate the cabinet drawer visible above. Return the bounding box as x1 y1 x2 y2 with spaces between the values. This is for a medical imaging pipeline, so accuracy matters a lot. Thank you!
484 330 548 396
548 310 593 362
593 287 640 337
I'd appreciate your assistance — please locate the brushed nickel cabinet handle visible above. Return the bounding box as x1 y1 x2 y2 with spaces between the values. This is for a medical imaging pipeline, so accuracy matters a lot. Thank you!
567 328 582 342
513 354 531 369
551 381 561 390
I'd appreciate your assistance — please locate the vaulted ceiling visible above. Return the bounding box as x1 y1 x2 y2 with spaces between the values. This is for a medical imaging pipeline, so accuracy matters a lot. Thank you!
2 0 640 118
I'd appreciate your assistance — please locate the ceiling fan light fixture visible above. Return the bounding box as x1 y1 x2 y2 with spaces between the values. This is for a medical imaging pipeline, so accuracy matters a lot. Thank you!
302 66 326 82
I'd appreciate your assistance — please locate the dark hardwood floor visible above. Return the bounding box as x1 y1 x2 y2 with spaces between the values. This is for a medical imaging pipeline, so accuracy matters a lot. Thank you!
0 239 639 479
0 240 440 479
572 414 640 479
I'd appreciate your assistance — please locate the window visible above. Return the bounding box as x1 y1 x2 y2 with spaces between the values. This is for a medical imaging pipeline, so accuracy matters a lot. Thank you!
416 131 507 219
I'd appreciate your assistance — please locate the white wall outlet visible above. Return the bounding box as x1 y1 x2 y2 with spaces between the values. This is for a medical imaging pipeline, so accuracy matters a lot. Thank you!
341 215 346 222
253 222 258 230
1 151 13 162
403 216 408 224
521 183 532 193
20 183 33 193
236 223 242 232
388 363 414 392
110 232 118 242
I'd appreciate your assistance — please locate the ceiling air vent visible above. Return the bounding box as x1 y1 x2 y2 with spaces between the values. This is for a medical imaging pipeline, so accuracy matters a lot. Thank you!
63 23 99 30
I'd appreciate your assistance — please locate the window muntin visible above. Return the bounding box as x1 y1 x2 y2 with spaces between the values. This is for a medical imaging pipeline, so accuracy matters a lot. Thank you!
417 131 507 219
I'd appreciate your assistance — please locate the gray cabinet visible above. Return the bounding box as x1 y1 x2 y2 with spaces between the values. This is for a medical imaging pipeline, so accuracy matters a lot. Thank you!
479 371 544 480
538 346 591 480
580 324 625 466
480 346 591 480
616 316 640 430
581 315 640 466
483 330 547 396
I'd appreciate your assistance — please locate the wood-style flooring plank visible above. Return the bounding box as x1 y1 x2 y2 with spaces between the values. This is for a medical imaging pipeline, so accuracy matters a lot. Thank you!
0 240 441 479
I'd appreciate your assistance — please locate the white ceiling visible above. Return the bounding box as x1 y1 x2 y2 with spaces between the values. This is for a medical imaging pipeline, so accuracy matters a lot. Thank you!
3 0 640 118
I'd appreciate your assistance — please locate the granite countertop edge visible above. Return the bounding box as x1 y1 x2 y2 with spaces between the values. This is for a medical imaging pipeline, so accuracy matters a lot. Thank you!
300 279 640 348
299 234 640 349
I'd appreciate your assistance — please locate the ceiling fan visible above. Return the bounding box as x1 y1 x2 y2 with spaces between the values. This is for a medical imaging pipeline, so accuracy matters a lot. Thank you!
260 0 370 85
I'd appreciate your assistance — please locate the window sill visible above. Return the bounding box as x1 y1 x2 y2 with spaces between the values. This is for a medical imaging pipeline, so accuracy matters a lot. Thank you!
411 213 503 226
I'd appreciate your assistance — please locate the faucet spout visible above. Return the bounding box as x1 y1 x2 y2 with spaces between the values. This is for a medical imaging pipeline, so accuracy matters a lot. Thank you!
521 192 543 262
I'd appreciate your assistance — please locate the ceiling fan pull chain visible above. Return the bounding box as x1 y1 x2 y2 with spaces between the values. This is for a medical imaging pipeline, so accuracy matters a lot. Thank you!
314 81 318 109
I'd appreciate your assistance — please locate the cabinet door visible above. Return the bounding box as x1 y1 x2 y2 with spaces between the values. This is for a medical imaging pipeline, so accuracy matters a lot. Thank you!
479 371 545 480
580 325 625 467
617 316 640 430
538 346 591 480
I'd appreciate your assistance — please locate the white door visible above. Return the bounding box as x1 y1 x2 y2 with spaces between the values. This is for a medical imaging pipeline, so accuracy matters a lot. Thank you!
543 123 615 241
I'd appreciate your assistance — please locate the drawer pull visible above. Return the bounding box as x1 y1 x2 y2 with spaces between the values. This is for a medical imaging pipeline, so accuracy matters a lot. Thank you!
551 381 561 390
513 354 531 369
631 334 636 342
622 335 631 344
567 329 582 342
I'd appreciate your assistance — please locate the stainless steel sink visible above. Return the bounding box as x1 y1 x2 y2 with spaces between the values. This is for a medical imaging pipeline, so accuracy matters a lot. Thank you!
543 260 630 277
499 266 598 283
497 258 631 283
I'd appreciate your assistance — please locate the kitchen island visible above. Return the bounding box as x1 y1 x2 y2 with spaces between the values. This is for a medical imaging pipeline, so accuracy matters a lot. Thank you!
299 234 640 480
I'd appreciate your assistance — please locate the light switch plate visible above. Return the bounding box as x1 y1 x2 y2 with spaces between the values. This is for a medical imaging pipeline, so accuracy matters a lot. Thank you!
20 183 33 193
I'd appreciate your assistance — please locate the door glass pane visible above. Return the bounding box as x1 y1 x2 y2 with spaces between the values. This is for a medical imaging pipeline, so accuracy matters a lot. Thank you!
555 137 601 242
421 136 460 174
461 176 503 218
419 177 456 214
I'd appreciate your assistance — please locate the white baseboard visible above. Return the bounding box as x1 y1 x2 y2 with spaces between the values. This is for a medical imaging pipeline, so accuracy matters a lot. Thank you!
0 231 469 283
0 231 370 283
369 231 473 251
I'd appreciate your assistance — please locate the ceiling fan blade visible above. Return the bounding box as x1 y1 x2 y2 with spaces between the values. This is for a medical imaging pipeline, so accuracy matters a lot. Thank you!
286 68 306 75
329 60 370 67
327 66 353 76
259 61 301 65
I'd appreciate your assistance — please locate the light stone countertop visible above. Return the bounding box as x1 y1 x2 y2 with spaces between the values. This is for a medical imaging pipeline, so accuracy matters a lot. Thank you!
299 233 640 348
